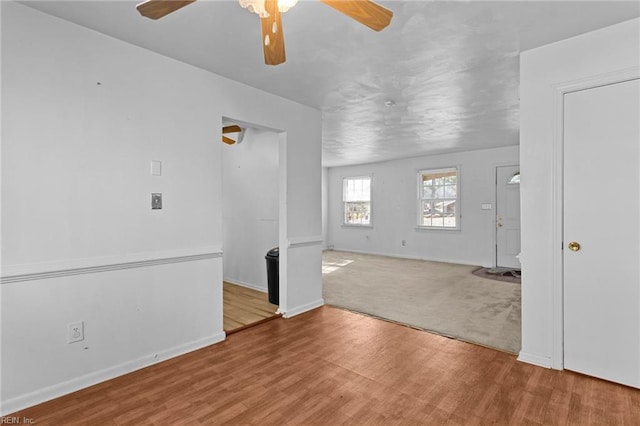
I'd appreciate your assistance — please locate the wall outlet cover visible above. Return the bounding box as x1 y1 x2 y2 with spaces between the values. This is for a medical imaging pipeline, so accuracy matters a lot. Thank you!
68 321 84 344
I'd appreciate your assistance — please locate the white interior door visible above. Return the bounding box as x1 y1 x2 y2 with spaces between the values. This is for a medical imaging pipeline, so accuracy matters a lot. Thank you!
563 78 639 388
496 165 521 268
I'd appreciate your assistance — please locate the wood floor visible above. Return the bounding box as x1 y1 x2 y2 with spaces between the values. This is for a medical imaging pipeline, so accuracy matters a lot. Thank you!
223 282 279 334
12 306 640 424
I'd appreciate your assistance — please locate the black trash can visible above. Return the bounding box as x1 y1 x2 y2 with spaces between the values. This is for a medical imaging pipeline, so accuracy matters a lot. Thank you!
265 247 279 305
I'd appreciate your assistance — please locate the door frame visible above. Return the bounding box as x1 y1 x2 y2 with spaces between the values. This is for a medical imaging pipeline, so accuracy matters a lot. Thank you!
220 115 289 316
549 67 639 370
494 163 520 268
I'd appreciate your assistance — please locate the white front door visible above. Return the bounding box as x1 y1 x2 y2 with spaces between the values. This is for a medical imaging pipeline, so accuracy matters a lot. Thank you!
496 165 521 268
563 78 639 388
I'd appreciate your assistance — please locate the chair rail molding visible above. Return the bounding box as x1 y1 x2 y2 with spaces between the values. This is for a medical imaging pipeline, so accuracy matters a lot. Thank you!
1 246 224 284
287 236 323 248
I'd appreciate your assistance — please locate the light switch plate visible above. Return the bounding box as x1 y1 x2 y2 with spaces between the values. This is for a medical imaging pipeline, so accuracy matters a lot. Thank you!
152 193 162 209
151 160 162 176
481 203 493 210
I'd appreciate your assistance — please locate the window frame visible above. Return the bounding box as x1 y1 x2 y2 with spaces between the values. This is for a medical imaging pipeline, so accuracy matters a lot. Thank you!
342 175 373 227
416 166 460 230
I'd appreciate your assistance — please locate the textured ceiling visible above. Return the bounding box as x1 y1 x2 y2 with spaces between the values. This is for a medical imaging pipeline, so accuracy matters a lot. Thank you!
22 0 640 167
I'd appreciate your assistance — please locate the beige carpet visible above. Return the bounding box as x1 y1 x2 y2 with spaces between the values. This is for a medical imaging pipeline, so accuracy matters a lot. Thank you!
322 250 521 354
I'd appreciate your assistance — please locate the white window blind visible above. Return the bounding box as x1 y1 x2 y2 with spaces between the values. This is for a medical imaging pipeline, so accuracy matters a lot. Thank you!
343 177 371 202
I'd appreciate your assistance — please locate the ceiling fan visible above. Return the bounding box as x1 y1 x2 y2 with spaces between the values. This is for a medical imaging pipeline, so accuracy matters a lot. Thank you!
136 0 393 65
222 124 244 145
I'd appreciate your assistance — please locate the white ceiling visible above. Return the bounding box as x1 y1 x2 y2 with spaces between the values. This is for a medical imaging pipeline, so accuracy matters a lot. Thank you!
23 0 640 167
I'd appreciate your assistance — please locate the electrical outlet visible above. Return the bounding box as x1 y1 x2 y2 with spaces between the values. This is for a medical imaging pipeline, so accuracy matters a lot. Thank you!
401 240 406 246
68 321 84 344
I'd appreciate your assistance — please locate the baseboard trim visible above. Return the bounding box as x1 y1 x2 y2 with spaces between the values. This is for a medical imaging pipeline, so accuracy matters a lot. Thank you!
1 332 226 416
283 299 324 318
223 279 267 293
1 247 223 284
329 247 482 267
517 351 552 369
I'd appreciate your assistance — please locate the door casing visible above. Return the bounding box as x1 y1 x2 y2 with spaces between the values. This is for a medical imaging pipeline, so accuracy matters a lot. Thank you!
549 67 640 370
562 79 639 386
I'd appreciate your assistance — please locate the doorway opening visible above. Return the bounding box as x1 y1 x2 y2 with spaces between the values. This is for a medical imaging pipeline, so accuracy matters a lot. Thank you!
221 118 281 334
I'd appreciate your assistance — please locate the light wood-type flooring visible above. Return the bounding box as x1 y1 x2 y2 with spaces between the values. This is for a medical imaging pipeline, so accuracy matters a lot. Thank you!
12 306 640 424
223 282 279 334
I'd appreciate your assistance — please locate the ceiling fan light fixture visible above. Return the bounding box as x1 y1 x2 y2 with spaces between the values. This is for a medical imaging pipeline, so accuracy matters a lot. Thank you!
277 0 298 13
239 0 298 17
239 0 268 17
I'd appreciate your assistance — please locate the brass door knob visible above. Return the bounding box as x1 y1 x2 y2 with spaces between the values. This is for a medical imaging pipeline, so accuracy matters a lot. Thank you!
568 241 581 252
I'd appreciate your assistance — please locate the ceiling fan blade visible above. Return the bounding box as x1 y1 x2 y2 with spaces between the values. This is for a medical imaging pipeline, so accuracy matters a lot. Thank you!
260 0 286 65
320 0 392 31
223 125 242 134
136 0 196 20
222 135 236 145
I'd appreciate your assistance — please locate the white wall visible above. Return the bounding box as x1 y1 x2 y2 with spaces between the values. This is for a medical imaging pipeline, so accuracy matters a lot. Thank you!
327 146 519 266
321 167 330 250
0 2 322 414
519 18 639 368
222 128 279 291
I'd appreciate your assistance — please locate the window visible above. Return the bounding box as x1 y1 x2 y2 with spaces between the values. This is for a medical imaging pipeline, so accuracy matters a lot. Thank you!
343 176 371 225
418 167 459 229
507 172 520 185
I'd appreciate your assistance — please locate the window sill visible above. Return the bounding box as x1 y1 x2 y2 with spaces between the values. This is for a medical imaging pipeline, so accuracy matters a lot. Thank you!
342 224 374 229
414 226 460 232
